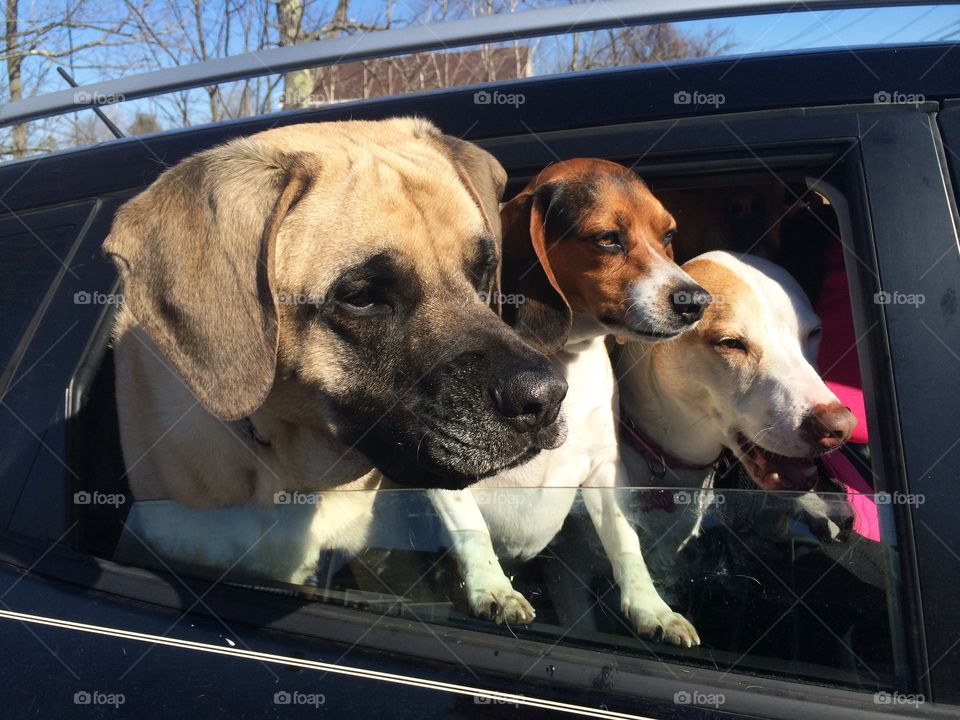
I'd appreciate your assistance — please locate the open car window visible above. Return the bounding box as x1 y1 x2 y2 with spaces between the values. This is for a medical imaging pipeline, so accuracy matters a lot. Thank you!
110 484 906 696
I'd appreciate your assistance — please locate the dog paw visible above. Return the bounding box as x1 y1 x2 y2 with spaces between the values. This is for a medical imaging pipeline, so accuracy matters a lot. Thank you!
464 571 536 625
621 588 700 647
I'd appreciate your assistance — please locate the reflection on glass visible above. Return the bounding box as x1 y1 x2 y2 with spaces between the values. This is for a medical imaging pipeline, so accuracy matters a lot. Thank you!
117 482 902 690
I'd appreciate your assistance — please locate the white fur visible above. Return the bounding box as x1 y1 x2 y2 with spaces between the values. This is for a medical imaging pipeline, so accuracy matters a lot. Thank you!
431 335 700 646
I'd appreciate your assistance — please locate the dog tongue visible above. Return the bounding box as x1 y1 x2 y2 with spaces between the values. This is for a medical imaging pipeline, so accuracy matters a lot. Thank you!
752 453 818 491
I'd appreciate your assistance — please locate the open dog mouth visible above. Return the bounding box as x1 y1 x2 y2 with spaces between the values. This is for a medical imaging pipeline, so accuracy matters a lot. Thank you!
735 433 821 491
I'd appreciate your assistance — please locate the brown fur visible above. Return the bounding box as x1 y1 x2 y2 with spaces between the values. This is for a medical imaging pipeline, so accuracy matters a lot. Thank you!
106 118 523 507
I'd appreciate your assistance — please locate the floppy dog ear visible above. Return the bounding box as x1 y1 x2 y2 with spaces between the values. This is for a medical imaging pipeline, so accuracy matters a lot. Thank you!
435 134 507 238
103 140 311 421
499 185 572 353
435 134 508 313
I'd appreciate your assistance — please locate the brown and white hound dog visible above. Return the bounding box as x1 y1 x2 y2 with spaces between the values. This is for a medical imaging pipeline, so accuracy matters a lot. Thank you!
431 158 710 646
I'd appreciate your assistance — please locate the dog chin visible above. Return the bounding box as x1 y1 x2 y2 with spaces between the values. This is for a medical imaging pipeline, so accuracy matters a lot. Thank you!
613 313 692 343
381 419 566 490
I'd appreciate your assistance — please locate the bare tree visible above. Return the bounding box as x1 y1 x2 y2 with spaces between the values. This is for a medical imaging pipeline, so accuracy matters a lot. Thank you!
560 22 735 72
2 0 135 157
275 0 393 110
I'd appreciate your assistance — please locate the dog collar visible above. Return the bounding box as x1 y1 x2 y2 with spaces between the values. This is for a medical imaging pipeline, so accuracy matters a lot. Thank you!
242 417 271 449
620 415 721 476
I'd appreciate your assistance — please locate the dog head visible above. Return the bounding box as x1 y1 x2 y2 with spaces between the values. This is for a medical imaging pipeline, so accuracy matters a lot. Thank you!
499 158 711 352
104 118 567 490
648 251 856 490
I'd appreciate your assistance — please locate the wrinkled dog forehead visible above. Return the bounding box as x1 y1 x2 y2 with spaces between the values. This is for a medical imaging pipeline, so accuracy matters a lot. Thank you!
269 122 491 288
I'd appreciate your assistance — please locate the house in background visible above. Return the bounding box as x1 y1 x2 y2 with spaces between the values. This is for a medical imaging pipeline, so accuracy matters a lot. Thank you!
305 47 533 104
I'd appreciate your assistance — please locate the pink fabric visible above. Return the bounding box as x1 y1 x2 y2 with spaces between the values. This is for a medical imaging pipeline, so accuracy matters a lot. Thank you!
816 242 869 444
821 451 881 542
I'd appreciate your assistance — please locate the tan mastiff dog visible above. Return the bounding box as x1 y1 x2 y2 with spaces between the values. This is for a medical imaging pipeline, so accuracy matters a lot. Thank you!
106 118 567 584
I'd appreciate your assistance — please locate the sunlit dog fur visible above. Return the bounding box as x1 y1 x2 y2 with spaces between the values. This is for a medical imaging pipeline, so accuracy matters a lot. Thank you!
107 118 568 583
616 252 857 575
431 159 710 646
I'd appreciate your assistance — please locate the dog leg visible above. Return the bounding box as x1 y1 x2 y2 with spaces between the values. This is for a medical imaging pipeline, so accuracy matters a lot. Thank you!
582 464 700 647
429 489 535 624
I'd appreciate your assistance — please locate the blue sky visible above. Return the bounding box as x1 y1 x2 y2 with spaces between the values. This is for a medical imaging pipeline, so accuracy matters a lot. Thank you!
50 3 960 89
8 2 960 145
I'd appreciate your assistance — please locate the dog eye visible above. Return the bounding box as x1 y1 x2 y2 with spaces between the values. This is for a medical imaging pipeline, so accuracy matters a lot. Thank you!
335 286 390 316
808 327 822 341
592 231 623 252
662 229 676 247
715 337 748 352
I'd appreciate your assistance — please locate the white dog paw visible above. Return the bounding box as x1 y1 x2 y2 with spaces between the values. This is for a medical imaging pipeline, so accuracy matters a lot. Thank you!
621 588 700 647
464 571 536 625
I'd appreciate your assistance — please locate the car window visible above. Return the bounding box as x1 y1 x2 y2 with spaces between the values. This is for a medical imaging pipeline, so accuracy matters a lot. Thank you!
41 147 909 703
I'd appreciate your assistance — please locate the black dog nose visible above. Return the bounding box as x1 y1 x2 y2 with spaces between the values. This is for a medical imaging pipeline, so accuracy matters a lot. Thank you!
670 284 712 324
490 361 567 430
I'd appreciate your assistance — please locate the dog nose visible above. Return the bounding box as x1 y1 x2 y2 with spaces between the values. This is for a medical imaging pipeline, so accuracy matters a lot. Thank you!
802 402 857 450
670 284 712 324
490 361 567 430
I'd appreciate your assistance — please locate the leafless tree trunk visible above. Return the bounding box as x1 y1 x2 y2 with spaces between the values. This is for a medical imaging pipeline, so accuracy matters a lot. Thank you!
5 0 27 157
